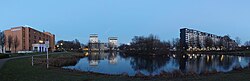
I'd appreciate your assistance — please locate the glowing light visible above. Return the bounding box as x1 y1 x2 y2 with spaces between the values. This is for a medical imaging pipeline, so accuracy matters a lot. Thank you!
39 40 43 43
207 56 210 62
173 54 176 58
239 57 242 62
85 52 89 56
220 55 224 61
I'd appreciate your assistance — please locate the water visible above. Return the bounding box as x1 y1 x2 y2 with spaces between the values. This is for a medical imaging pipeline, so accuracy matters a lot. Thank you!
63 52 250 76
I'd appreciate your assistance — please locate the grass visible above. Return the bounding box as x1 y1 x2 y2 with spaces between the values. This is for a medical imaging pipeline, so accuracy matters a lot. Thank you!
0 54 10 59
0 52 250 81
0 52 47 59
243 50 250 54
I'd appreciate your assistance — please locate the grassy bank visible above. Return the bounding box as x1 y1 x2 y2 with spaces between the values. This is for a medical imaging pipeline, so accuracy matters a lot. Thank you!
33 52 85 67
1 52 250 81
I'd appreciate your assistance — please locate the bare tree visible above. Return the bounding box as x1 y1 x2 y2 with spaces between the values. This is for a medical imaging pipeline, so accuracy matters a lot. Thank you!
196 35 201 49
13 36 20 53
223 35 231 50
218 39 224 50
7 35 13 52
171 38 180 50
245 41 250 46
0 31 5 53
204 37 213 48
235 37 241 46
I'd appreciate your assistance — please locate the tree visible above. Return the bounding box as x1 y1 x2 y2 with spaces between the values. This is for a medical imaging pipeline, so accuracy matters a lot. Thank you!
235 37 241 46
56 39 82 52
171 38 180 50
196 35 201 49
218 38 224 50
245 41 250 46
13 36 20 53
223 35 231 50
0 31 5 53
124 34 170 55
7 35 13 52
204 37 213 48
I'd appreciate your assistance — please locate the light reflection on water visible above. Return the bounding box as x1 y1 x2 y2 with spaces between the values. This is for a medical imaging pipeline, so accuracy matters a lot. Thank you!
63 52 250 76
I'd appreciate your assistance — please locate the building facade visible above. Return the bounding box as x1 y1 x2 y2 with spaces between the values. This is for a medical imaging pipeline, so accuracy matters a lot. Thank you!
0 46 5 53
108 37 118 49
4 26 55 53
180 28 237 51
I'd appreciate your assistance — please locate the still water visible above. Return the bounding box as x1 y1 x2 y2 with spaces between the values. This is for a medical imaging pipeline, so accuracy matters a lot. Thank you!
63 52 250 76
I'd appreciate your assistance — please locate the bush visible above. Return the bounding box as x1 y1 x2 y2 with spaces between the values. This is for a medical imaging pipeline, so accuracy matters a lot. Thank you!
0 54 10 59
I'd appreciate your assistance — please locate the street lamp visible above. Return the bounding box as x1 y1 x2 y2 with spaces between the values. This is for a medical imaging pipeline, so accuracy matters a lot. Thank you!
60 43 64 51
39 40 44 44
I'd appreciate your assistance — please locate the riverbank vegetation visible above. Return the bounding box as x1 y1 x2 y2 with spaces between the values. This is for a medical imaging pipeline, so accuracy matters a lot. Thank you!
32 52 85 67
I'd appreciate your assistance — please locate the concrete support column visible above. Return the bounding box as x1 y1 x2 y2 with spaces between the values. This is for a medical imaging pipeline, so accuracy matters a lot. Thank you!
42 47 44 52
39 47 41 52
33 47 35 51
44 47 47 52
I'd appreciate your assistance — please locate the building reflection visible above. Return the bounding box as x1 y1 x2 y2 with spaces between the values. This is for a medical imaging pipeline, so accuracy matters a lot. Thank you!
88 52 106 66
178 53 249 74
66 52 250 76
108 51 118 64
87 51 118 66
179 54 188 73
128 54 170 74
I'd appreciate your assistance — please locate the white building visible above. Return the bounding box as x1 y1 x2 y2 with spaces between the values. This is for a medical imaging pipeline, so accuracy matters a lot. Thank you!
180 28 236 51
0 46 5 53
32 44 48 52
108 37 118 49
89 34 98 43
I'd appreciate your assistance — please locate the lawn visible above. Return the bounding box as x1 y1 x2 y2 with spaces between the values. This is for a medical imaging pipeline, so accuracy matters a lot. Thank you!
0 52 250 81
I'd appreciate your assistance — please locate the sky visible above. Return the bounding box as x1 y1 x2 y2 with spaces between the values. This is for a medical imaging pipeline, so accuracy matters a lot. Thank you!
0 0 250 44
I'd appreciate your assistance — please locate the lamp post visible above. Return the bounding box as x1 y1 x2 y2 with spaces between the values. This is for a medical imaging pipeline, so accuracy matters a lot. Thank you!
60 43 63 51
45 41 49 69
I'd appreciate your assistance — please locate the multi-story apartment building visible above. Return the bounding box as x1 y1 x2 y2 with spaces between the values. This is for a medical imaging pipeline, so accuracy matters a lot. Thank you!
180 28 237 51
108 37 118 49
4 26 55 53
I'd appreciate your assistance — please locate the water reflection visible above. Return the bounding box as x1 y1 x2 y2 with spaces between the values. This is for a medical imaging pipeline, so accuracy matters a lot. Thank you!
129 55 169 75
63 52 250 76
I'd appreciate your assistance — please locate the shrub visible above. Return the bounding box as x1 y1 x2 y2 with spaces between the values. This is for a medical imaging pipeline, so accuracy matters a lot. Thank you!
0 54 10 59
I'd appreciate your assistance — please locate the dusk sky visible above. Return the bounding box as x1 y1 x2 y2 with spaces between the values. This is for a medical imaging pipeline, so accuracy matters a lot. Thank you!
0 0 250 44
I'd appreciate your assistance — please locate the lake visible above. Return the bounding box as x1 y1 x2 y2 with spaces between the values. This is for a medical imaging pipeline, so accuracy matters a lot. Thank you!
63 52 250 76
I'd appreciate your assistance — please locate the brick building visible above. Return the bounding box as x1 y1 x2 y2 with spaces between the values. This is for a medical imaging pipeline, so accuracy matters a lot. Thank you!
4 26 55 53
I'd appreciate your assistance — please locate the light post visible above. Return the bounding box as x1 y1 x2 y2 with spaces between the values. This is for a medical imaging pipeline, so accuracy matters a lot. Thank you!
45 41 49 69
60 43 63 51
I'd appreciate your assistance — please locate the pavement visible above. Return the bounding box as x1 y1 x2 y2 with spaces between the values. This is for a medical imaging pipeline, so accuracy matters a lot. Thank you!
0 52 64 69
